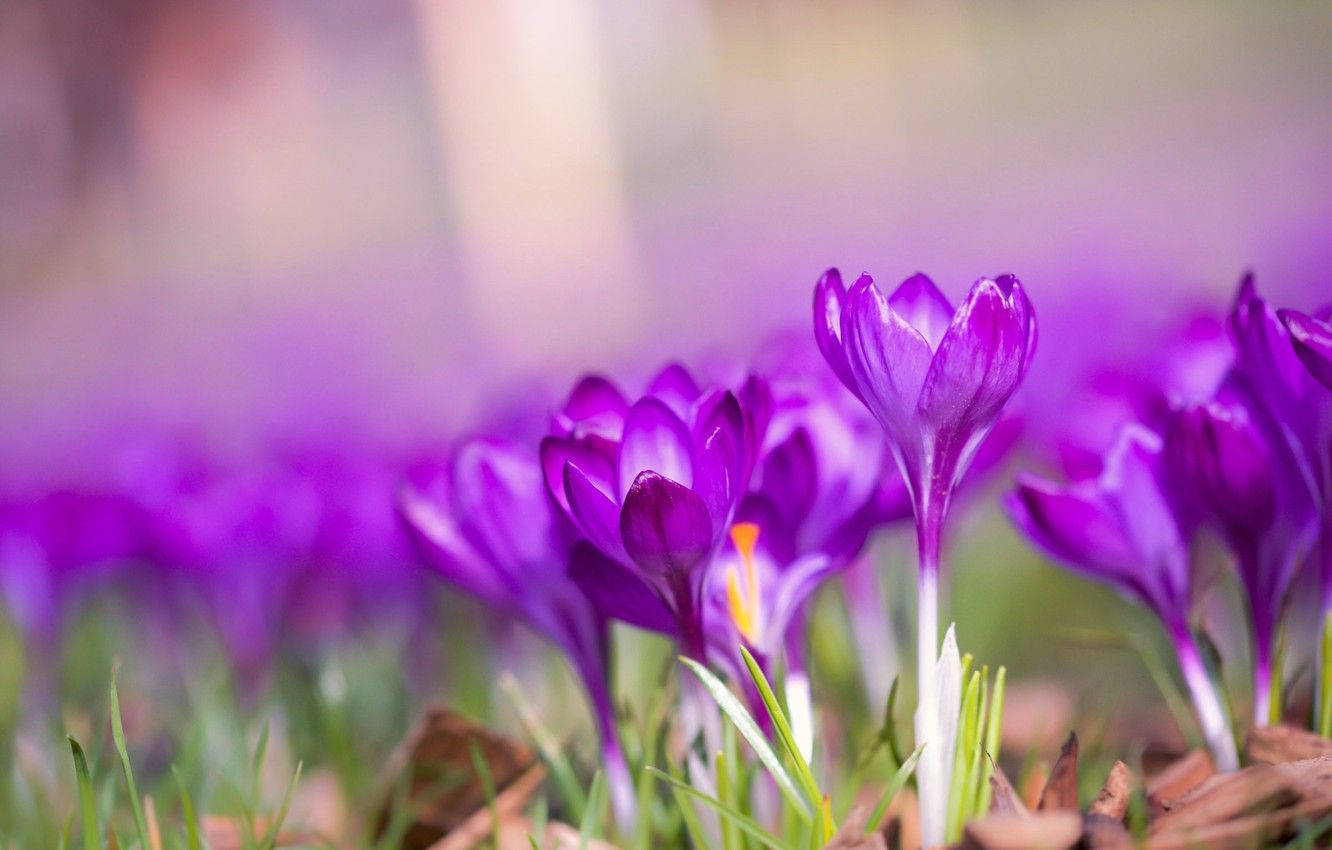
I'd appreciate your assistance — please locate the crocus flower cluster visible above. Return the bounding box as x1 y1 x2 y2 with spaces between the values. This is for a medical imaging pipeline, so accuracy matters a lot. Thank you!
1009 273 1330 769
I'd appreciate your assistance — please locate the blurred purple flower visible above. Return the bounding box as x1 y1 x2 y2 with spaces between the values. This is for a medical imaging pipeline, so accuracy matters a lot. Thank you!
1281 307 1332 390
1162 399 1317 724
541 364 767 663
398 437 635 827
1007 424 1238 769
1228 277 1332 618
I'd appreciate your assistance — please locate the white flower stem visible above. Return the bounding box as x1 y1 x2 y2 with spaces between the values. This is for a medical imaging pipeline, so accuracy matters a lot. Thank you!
1173 624 1239 772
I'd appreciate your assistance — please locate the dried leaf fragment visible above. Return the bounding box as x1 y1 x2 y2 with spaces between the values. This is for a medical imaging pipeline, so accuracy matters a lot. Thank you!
1036 733 1079 812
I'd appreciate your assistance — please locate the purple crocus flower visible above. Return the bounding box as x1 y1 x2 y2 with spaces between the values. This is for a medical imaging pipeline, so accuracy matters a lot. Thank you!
704 359 900 754
813 268 1036 845
1228 278 1332 728
1281 307 1332 390
398 437 637 827
1162 399 1316 725
1007 424 1238 769
540 364 766 664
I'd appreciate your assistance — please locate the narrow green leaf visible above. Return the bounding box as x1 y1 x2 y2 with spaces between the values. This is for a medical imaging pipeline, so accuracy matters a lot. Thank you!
649 767 795 850
679 656 811 819
173 766 203 850
631 756 656 850
736 646 827 839
977 666 1006 814
579 769 605 850
529 794 548 850
470 740 501 850
500 674 588 818
715 749 738 850
667 766 712 850
866 743 925 833
1320 614 1332 738
945 670 982 842
258 760 303 850
68 737 99 850
109 672 152 849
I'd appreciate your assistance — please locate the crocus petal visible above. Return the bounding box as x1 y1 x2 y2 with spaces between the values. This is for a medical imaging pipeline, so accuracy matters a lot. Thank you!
556 374 630 438
756 427 817 529
812 268 862 400
888 273 954 352
646 362 702 418
568 542 679 635
841 273 934 440
1006 480 1143 591
763 552 837 650
564 461 630 562
1280 308 1332 391
1163 402 1276 543
398 486 514 611
916 276 1036 464
540 436 616 515
692 391 747 531
1229 273 1316 410
619 471 713 577
915 623 962 848
618 397 694 498
452 440 554 571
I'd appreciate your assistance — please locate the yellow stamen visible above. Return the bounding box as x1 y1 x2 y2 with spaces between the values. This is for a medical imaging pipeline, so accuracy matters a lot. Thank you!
726 522 762 643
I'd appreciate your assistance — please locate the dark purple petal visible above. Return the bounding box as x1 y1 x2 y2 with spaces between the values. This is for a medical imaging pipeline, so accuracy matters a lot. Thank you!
1163 402 1275 544
692 390 747 530
756 427 817 529
1229 273 1317 415
812 268 862 400
888 273 954 352
1280 308 1332 391
564 461 630 562
540 436 616 515
618 397 693 497
568 542 679 635
841 273 934 440
646 362 702 417
619 471 713 577
916 276 1036 455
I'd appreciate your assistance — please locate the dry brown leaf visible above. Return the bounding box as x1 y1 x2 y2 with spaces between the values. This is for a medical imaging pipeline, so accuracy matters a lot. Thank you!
1245 724 1332 765
1272 755 1332 800
959 811 1081 850
880 787 919 850
1082 813 1133 850
1087 760 1132 820
987 763 1028 817
1148 763 1298 836
1019 764 1047 812
1036 733 1079 812
421 762 547 850
1144 797 1332 850
374 708 539 850
1144 749 1213 817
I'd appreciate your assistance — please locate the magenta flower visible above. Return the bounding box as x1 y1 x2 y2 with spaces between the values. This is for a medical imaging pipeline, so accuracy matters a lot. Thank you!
1281 307 1332 391
1229 278 1332 637
1162 399 1317 724
540 364 766 663
813 268 1035 844
398 437 637 827
1007 425 1238 769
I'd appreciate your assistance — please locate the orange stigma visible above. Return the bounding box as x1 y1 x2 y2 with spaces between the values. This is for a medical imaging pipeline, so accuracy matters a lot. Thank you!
725 522 762 643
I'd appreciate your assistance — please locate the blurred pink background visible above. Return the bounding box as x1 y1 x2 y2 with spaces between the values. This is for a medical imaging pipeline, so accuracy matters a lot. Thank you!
3 1 1330 479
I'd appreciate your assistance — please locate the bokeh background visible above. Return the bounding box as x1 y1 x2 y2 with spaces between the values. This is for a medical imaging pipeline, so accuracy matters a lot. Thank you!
2 0 1331 831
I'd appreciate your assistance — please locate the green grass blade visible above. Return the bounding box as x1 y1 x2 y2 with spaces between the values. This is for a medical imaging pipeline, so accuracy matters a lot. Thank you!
110 673 152 848
1320 614 1332 738
945 670 981 842
976 666 1006 814
736 646 826 835
579 769 605 850
68 737 99 850
529 794 548 850
172 766 203 850
469 740 501 850
680 656 811 819
865 743 925 833
500 674 588 818
257 760 303 850
715 749 738 850
649 768 794 850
